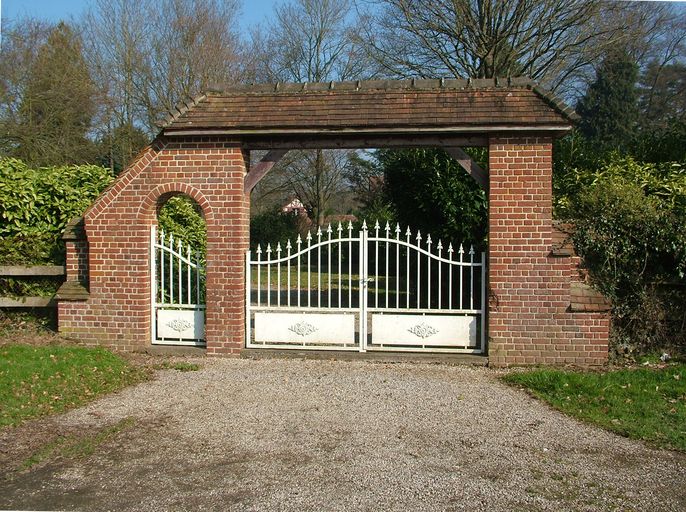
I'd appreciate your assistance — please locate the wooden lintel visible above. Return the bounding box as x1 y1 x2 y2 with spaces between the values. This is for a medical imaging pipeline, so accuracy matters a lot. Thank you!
243 135 488 151
444 147 489 190
244 149 289 194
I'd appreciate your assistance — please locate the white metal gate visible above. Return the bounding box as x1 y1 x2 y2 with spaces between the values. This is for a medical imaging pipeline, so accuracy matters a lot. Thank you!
150 226 205 346
246 221 486 353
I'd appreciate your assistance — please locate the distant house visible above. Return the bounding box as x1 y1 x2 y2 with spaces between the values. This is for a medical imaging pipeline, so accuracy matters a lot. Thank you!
281 198 308 217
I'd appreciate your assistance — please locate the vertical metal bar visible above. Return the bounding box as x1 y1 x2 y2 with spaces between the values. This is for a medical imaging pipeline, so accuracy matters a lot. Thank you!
287 241 292 307
427 236 432 309
277 243 281 307
481 252 487 352
177 240 182 305
196 251 201 305
307 233 312 308
297 237 302 308
267 245 271 307
406 228 410 309
348 223 352 308
187 245 191 305
438 243 442 309
338 224 342 309
385 225 389 308
256 246 262 307
416 233 421 309
449 245 453 310
150 225 157 344
168 235 173 305
395 224 400 309
317 228 322 308
459 245 464 310
374 222 379 308
359 228 367 352
160 232 165 305
470 246 475 310
327 227 332 308
245 250 251 347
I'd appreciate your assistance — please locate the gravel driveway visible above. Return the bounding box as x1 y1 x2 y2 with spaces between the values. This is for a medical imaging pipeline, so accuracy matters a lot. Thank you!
1 357 685 511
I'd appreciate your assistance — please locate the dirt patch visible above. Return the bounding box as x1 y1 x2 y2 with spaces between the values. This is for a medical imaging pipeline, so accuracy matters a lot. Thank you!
0 358 685 511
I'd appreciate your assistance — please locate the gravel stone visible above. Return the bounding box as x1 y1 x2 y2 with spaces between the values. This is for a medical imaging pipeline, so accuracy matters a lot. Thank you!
1 357 684 511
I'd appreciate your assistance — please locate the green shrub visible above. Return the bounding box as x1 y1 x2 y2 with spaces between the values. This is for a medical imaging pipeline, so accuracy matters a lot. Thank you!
554 145 686 219
572 170 686 354
157 195 207 257
0 158 113 265
378 148 487 247
249 209 301 250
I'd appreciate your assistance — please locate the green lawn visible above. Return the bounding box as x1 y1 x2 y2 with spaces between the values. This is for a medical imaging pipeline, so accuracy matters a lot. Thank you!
502 364 686 451
0 344 149 428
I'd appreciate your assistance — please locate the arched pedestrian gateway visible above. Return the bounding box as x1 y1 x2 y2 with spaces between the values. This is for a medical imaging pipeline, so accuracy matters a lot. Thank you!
57 78 610 365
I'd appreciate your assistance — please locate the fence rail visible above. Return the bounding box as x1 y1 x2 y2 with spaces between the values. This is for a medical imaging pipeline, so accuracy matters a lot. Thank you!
0 265 65 308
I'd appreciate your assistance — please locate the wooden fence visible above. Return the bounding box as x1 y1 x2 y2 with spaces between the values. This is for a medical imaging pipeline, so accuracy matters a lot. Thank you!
0 265 65 308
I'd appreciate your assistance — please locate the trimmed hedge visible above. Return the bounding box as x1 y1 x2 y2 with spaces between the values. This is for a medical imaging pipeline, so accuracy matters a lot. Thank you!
0 158 113 265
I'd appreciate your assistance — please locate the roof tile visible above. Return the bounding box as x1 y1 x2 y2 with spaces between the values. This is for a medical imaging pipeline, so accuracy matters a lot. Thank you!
161 78 575 135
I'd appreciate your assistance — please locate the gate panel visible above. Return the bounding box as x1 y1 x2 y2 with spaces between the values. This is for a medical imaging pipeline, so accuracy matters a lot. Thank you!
151 226 206 346
371 314 476 348
247 222 363 351
254 312 355 346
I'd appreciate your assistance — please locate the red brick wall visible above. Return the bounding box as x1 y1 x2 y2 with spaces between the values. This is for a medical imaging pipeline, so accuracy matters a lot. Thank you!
487 136 609 366
59 136 249 355
64 239 88 284
59 132 609 365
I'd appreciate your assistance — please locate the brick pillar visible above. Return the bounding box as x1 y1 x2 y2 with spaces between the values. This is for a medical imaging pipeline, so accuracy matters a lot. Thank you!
487 135 609 366
204 148 250 355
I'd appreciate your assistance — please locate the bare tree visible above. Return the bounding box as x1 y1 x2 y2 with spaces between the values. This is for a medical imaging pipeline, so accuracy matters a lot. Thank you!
250 0 374 225
251 0 371 82
141 0 245 129
355 0 685 95
81 0 152 171
82 0 245 137
0 17 52 157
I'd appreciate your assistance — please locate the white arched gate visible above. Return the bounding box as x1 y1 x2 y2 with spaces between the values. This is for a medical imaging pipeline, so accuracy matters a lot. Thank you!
246 221 486 353
150 226 206 346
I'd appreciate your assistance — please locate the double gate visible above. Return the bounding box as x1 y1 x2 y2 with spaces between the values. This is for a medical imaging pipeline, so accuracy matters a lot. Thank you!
246 221 486 353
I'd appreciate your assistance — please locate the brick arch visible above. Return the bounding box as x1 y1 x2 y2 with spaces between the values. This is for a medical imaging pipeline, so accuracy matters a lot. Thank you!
138 182 215 225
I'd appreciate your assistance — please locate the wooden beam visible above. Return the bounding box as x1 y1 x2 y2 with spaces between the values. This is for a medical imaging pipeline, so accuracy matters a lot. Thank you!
244 149 289 194
0 265 65 277
444 147 489 190
243 135 488 150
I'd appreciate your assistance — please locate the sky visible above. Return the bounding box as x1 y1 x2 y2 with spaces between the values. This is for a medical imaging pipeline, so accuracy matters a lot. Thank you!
1 0 279 32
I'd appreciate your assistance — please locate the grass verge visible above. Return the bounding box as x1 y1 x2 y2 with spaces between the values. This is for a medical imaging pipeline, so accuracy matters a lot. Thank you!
502 364 686 451
0 344 149 428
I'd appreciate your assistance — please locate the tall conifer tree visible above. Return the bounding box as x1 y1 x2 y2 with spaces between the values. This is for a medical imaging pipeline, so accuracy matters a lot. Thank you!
576 50 639 150
16 22 96 165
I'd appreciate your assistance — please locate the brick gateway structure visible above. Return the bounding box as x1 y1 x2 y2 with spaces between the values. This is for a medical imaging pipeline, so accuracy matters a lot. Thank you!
57 78 610 365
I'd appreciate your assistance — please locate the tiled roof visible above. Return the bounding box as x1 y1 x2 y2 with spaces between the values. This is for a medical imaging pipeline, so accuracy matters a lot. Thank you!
160 77 576 136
